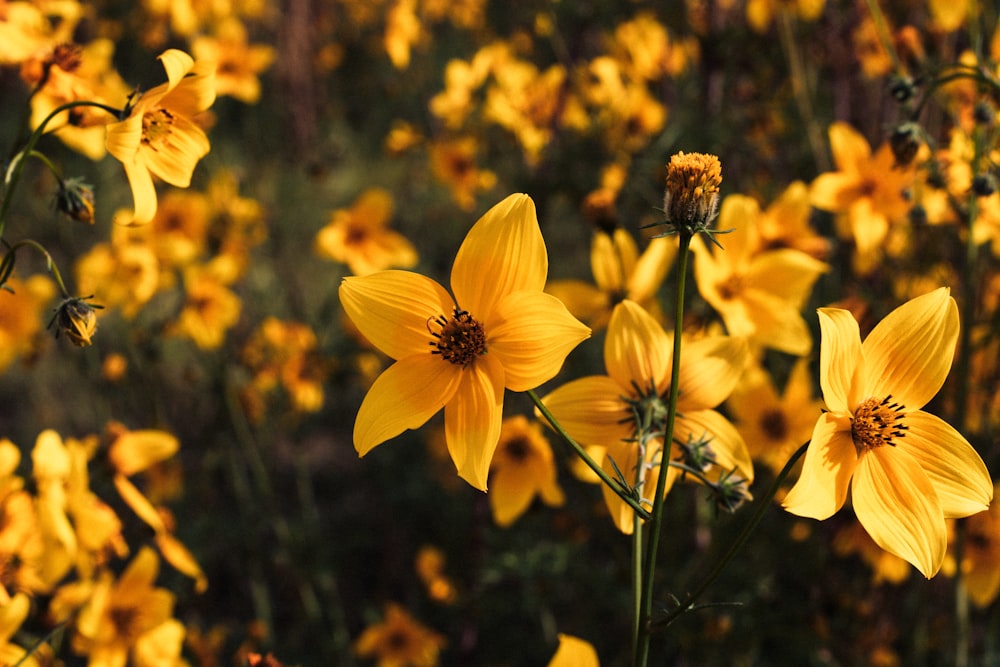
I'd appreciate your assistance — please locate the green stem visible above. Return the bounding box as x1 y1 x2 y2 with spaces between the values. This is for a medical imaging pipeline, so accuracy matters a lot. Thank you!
528 389 652 521
647 440 810 631
1 100 120 238
2 239 72 297
633 231 691 667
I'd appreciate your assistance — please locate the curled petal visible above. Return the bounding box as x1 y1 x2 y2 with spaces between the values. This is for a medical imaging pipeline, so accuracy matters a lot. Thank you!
605 300 671 394
863 287 959 410
444 353 505 490
898 411 992 518
339 271 455 360
817 307 864 414
853 447 947 578
452 194 546 316
488 291 590 391
782 412 857 519
354 355 462 456
158 49 195 89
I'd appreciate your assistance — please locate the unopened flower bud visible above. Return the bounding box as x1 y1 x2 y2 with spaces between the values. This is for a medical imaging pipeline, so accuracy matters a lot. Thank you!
55 178 95 224
663 151 722 233
51 296 102 347
972 173 997 197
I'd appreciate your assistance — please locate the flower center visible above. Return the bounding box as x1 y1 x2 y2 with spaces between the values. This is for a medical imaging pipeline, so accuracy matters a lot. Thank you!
142 108 175 149
428 308 486 367
715 274 743 301
759 408 788 441
851 395 908 453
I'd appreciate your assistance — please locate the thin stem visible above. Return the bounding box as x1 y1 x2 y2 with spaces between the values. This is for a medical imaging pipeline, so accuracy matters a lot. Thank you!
527 389 652 521
1 100 120 237
633 231 691 667
648 440 811 631
631 514 643 661
3 239 72 296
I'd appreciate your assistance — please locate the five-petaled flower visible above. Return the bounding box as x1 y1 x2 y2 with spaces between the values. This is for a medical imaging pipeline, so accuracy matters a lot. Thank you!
339 194 591 490
106 50 215 225
783 287 993 578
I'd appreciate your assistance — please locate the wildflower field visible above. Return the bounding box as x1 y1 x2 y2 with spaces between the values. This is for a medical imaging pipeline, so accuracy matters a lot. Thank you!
2 0 1000 665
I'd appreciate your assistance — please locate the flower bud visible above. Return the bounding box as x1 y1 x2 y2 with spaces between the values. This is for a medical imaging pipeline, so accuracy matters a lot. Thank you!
889 122 922 168
51 296 102 347
55 178 95 225
663 151 722 233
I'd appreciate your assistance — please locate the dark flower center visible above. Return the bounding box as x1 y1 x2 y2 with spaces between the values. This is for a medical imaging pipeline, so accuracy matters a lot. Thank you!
851 395 908 453
760 408 788 441
428 308 486 367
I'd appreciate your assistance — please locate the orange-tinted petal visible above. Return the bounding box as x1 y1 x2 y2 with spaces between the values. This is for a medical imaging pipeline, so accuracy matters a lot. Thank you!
676 335 748 410
828 121 871 174
452 194 546 316
853 447 946 578
158 49 195 89
540 376 630 446
487 291 590 391
605 300 670 394
547 634 600 667
862 287 959 410
809 172 860 212
490 465 537 527
782 412 856 519
898 410 992 518
816 307 863 414
444 353 505 490
354 355 462 456
339 270 455 360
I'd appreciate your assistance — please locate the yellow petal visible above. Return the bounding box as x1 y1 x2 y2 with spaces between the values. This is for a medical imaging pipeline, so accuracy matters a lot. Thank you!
626 235 676 302
155 532 208 593
897 411 992 518
354 355 462 456
605 300 670 394
847 198 889 255
339 270 455 360
105 113 143 165
853 447 947 578
600 439 645 535
714 194 759 262
114 474 166 533
739 288 814 356
816 307 863 414
143 116 210 187
119 545 161 590
676 335 748 410
489 465 537 527
545 280 609 325
108 430 179 477
862 287 959 410
488 291 590 391
745 249 828 308
122 157 159 224
161 60 217 114
782 412 857 519
444 353 505 490
451 194 546 316
592 229 637 293
540 376 631 446
157 49 195 88
809 172 860 212
547 634 600 667
828 121 871 174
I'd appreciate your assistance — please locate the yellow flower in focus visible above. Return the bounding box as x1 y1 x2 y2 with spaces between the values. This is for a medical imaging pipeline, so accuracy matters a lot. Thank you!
168 263 242 349
353 603 445 667
547 229 675 331
106 49 215 224
693 194 828 355
728 358 823 476
73 548 176 667
339 194 590 490
541 300 752 533
783 288 993 577
0 274 55 373
315 188 418 276
547 634 600 667
810 122 917 274
191 17 276 103
488 415 565 527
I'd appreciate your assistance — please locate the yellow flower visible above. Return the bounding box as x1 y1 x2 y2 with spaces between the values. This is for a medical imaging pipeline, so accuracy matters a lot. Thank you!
0 274 55 373
547 634 599 667
167 263 242 349
191 17 275 103
693 194 828 355
73 548 176 667
106 50 215 225
809 122 916 274
427 135 497 211
315 188 418 276
746 0 824 33
728 358 824 476
353 603 445 667
488 415 565 527
546 229 675 330
339 194 590 490
782 288 993 577
541 300 752 533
